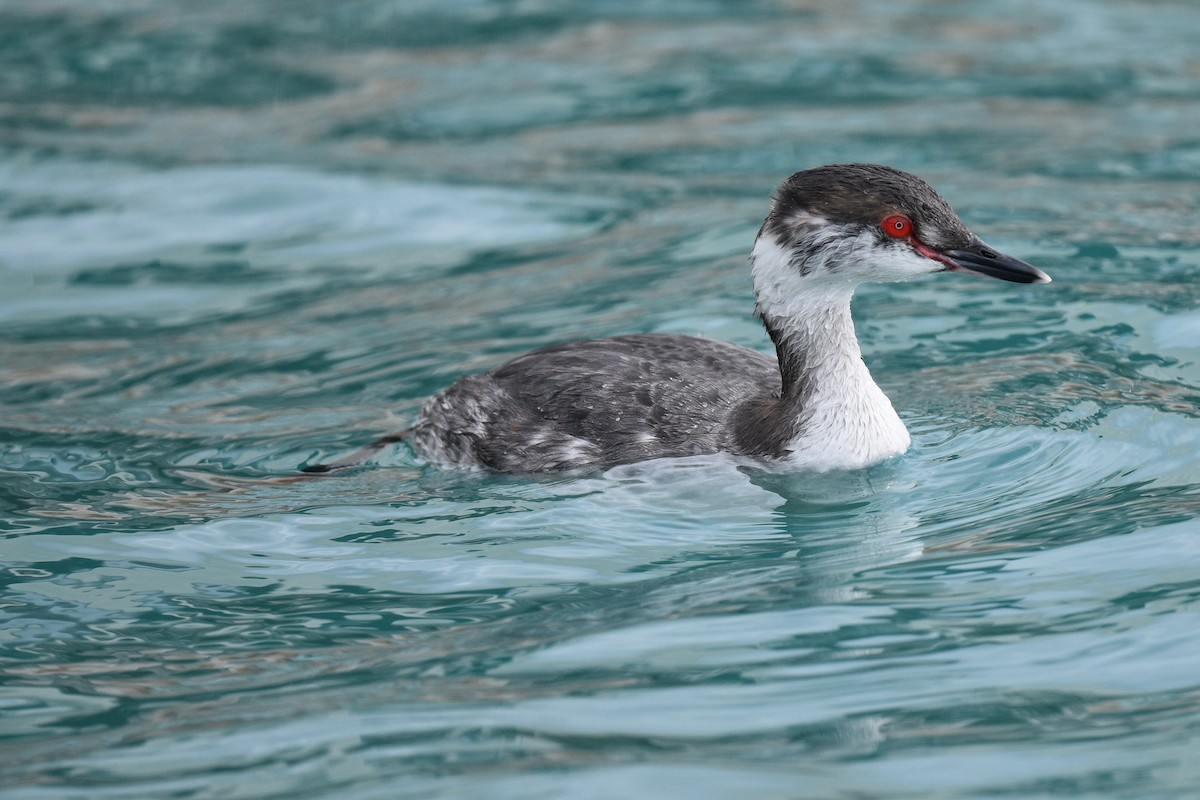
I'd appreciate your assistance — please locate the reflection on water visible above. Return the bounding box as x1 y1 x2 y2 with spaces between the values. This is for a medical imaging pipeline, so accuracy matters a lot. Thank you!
3 1 1200 798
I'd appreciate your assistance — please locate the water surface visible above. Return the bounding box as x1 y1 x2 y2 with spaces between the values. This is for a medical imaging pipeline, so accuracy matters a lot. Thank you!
3 2 1200 798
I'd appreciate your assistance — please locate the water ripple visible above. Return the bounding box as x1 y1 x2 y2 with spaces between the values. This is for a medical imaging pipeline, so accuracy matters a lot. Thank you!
4 1 1200 798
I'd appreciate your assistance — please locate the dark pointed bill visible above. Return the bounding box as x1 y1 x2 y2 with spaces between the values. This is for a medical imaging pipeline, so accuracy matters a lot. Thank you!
943 240 1051 284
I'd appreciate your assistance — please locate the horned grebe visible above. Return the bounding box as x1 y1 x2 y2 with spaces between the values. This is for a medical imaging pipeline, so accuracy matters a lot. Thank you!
305 164 1050 474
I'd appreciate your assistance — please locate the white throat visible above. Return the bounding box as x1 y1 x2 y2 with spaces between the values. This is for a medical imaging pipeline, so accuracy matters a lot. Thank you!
750 234 911 470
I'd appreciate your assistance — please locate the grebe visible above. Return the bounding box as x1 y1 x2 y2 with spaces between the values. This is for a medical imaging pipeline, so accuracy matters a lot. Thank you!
306 164 1050 474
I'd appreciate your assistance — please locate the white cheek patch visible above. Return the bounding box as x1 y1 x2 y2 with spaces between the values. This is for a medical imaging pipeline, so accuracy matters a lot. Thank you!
872 240 946 281
751 233 855 327
753 227 942 291
751 234 802 297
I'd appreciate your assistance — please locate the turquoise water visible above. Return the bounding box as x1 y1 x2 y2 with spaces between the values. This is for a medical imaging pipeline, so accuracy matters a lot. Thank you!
3 1 1200 797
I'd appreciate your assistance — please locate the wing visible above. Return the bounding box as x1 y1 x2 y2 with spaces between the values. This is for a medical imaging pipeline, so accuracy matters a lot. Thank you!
410 333 780 471
490 333 778 451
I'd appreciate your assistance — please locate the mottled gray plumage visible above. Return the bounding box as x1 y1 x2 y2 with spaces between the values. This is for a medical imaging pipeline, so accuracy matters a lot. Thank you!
304 164 1050 475
407 334 783 472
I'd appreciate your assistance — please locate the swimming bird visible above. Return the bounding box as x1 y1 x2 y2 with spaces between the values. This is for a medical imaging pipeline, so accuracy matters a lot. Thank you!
305 164 1050 475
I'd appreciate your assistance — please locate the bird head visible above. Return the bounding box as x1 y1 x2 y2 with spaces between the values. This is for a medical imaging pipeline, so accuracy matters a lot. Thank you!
752 164 1051 290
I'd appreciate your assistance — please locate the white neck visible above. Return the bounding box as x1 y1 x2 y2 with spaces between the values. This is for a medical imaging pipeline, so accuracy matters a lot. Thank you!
748 235 911 470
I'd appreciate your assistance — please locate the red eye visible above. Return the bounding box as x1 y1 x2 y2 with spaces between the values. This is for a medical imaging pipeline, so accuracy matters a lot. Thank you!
882 215 913 238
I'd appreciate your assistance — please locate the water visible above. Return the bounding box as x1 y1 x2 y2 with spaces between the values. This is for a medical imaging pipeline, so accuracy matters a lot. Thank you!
2 1 1200 797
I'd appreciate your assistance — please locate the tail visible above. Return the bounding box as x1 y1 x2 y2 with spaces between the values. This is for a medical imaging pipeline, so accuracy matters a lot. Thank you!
301 429 413 474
